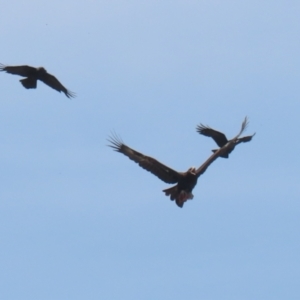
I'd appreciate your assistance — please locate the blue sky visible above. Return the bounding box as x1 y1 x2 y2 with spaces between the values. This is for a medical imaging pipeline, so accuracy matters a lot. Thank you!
0 1 299 299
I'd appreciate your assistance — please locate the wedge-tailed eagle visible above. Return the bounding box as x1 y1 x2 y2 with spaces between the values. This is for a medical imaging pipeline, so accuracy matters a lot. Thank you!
108 117 249 208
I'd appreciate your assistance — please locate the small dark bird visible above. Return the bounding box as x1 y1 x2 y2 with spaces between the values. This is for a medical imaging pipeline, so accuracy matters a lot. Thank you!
108 117 248 208
0 64 75 98
196 117 255 158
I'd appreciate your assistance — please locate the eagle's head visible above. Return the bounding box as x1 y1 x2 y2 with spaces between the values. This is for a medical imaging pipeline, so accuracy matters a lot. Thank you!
37 67 47 74
188 167 197 174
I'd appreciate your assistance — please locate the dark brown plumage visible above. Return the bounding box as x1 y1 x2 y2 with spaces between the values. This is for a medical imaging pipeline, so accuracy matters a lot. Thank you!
108 118 248 208
196 117 255 158
0 64 75 98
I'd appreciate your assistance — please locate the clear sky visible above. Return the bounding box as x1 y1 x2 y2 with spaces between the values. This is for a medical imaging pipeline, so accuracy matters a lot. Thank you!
1 1 299 299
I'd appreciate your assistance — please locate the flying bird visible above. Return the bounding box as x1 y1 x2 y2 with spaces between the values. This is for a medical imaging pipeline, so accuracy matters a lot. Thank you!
108 117 248 208
196 117 255 158
0 63 75 98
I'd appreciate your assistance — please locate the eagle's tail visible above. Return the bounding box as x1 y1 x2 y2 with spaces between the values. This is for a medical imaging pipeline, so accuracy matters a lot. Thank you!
20 77 37 89
163 185 178 200
163 185 193 208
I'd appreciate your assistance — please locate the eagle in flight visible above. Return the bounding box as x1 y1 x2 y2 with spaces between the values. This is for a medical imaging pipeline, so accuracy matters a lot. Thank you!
196 117 255 158
0 63 75 98
108 117 249 208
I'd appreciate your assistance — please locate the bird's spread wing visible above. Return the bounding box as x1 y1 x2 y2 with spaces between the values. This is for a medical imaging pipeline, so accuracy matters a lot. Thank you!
237 133 256 144
0 64 36 77
108 133 181 184
196 124 228 147
39 72 75 98
195 144 230 177
232 116 249 140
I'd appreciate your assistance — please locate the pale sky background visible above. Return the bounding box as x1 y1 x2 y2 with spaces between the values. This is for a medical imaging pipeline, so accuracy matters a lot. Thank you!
0 1 299 299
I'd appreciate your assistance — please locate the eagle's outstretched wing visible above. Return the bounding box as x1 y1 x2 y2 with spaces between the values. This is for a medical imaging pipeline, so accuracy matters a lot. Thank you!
195 144 230 177
0 64 36 77
39 72 75 98
196 124 228 147
108 133 181 184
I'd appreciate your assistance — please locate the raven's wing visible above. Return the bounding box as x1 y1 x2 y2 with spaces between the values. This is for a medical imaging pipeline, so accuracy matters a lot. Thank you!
39 72 75 98
196 124 228 147
236 133 256 144
0 64 36 77
108 134 181 184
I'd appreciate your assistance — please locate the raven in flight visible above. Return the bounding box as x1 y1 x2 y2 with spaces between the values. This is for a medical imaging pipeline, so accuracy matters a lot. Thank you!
196 117 255 158
0 64 75 98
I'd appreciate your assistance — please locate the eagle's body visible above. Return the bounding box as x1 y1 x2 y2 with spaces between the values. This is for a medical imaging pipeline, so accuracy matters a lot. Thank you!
162 167 198 206
0 64 75 98
108 117 249 207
